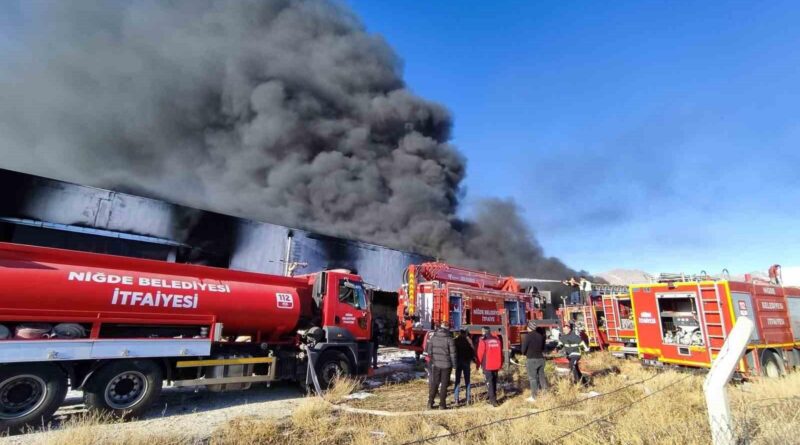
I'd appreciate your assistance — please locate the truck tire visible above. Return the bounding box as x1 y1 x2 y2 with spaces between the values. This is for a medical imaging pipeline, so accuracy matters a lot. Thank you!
84 360 163 418
316 351 351 389
761 351 784 378
0 363 67 433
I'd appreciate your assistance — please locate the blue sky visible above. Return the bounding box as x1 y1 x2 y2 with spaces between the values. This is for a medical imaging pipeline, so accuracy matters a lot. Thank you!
1 2 798 276
347 1 800 275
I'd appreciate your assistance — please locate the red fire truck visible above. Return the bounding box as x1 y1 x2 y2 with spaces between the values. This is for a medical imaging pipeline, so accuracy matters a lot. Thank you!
602 289 637 357
631 276 800 376
396 263 551 356
0 242 374 431
558 284 637 357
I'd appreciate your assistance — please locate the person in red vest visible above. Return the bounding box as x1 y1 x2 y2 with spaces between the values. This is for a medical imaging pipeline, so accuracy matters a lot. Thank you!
476 326 504 407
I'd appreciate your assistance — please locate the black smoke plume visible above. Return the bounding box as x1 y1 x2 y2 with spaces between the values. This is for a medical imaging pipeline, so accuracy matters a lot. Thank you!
0 0 580 279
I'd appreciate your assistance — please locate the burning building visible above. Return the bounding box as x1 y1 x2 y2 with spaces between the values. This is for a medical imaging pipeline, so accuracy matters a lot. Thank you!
0 168 429 343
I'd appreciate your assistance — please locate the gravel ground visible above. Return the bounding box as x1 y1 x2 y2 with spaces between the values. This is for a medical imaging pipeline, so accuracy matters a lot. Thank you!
0 383 306 444
0 347 419 444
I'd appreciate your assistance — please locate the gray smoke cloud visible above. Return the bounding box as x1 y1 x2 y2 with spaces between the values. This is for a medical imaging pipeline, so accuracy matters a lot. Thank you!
0 0 581 279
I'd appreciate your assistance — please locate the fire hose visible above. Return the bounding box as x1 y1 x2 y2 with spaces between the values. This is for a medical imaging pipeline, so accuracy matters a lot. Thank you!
13 323 87 339
14 323 53 339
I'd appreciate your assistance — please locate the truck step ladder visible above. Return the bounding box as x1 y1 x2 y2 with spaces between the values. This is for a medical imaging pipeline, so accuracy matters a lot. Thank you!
581 305 604 350
603 296 620 341
696 283 728 362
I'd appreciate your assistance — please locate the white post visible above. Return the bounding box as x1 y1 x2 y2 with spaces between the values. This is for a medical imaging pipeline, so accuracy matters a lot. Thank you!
703 317 755 445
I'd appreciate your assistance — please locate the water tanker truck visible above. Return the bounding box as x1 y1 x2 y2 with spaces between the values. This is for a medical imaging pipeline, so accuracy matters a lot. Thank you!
0 242 374 431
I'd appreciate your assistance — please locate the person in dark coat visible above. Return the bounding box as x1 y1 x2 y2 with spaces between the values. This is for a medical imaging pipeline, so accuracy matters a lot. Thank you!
521 321 547 402
371 317 384 369
425 323 457 409
453 328 476 405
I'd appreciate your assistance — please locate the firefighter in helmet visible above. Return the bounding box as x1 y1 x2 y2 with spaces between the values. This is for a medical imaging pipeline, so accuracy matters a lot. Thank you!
557 323 590 385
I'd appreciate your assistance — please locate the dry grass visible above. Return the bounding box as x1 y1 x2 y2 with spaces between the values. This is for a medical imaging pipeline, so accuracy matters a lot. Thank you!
19 353 800 445
322 375 362 404
274 353 800 445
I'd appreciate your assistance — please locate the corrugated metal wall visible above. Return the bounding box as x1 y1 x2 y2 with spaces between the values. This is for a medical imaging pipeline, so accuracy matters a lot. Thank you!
0 168 430 291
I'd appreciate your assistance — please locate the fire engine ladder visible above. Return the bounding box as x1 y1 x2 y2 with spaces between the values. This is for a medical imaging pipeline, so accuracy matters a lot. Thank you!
696 282 728 362
432 288 445 326
603 296 620 341
581 305 604 350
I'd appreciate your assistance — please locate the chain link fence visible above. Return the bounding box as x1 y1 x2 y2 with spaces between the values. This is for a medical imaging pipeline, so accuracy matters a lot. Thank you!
728 391 800 444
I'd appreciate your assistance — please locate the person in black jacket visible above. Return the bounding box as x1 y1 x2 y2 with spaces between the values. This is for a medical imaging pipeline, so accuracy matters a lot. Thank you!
521 321 547 402
371 318 384 369
453 328 475 405
425 323 457 409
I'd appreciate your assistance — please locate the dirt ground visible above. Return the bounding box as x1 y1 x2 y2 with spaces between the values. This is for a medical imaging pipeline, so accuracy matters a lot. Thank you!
0 347 419 444
0 384 306 445
4 349 800 444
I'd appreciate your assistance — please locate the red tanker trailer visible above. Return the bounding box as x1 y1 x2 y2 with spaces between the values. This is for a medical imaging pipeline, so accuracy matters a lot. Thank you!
0 242 374 431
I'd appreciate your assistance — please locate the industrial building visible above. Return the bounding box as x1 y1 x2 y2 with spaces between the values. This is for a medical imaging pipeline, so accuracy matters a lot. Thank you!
0 168 432 344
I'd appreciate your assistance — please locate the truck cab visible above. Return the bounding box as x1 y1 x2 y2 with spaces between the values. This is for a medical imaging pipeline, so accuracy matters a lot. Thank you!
302 269 374 384
316 270 371 342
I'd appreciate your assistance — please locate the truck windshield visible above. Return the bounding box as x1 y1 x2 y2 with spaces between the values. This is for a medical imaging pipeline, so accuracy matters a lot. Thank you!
339 280 367 310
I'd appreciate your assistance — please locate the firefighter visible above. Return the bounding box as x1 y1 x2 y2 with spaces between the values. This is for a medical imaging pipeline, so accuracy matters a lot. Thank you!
528 286 541 309
558 324 590 385
453 328 476 406
476 326 503 407
403 316 414 341
579 276 592 304
425 323 456 410
521 321 547 402
769 264 782 285
563 277 581 304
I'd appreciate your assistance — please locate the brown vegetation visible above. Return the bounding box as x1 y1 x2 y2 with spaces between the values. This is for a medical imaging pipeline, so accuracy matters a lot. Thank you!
20 353 800 444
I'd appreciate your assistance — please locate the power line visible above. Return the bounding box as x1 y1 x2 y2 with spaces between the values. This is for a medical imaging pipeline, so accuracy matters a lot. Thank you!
545 374 694 444
399 373 661 445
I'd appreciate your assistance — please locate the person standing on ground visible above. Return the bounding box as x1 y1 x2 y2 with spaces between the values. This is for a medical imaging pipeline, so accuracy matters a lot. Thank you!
558 324 590 385
453 328 476 406
421 329 435 381
371 317 384 369
476 326 504 407
521 321 547 402
425 323 456 410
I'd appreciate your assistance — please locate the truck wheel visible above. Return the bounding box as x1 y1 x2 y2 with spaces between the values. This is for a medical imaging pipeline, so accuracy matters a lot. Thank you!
316 351 351 389
0 363 67 433
761 351 784 378
84 360 162 418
